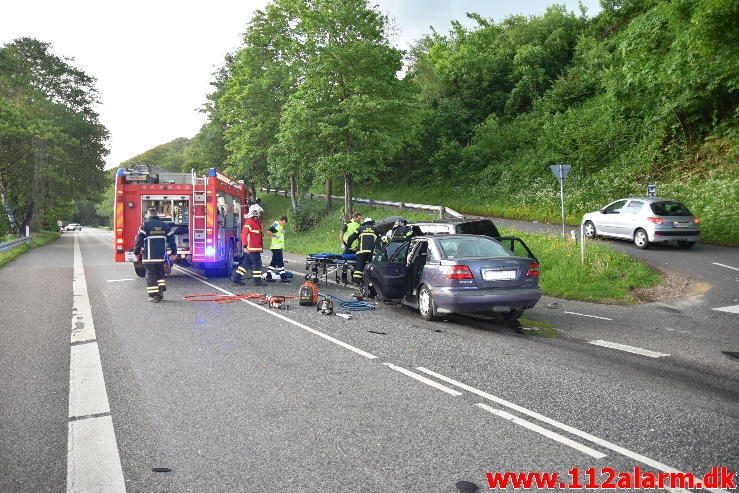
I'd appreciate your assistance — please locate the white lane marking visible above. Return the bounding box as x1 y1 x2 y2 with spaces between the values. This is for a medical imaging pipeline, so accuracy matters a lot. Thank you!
67 416 126 493
173 266 377 359
588 340 669 358
72 237 96 344
106 278 134 283
175 266 209 281
68 234 125 492
69 342 111 418
416 367 703 493
564 311 613 321
713 304 739 314
475 403 606 459
712 262 739 272
383 363 463 396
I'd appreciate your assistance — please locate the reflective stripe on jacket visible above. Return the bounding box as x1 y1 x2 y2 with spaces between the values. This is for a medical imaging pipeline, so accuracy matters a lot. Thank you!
348 225 379 254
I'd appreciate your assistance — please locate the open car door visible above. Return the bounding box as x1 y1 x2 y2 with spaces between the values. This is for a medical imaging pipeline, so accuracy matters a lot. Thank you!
366 240 411 299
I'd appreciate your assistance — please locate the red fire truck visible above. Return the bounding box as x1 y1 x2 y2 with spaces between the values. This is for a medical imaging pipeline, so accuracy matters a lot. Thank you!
113 165 249 277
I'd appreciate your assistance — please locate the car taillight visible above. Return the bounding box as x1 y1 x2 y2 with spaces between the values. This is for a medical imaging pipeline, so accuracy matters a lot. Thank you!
647 217 664 224
693 217 700 224
526 262 540 277
445 265 473 280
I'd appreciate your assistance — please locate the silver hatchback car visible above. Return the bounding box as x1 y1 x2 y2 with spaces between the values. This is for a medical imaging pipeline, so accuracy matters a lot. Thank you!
582 197 700 249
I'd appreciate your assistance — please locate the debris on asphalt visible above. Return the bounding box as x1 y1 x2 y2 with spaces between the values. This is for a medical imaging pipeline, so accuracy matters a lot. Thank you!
152 468 171 473
368 330 386 335
336 313 352 320
547 301 559 309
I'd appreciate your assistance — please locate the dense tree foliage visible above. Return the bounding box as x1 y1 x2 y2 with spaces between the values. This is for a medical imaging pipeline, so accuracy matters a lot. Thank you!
130 0 738 242
0 38 108 235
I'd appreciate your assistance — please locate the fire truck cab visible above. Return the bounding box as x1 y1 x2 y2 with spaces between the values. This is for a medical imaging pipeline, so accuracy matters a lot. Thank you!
114 165 248 278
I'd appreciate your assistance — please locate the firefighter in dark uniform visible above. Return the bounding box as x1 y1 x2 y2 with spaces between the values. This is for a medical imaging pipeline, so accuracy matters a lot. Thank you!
346 217 379 285
386 219 415 242
134 208 177 303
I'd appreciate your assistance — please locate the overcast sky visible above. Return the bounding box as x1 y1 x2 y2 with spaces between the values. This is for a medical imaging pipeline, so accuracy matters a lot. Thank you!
1 0 601 169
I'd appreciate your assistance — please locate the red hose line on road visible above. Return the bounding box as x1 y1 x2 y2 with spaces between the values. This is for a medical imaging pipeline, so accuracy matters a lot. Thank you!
183 293 296 305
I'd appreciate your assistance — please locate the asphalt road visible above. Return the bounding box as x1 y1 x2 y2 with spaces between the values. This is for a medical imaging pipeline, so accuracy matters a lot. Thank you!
1 229 737 492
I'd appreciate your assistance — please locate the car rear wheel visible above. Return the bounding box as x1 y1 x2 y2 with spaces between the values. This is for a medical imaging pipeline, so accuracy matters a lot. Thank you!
418 285 438 321
634 228 649 249
583 221 597 239
677 241 695 249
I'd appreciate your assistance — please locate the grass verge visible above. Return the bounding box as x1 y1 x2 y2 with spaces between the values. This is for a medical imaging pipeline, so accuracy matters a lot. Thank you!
259 194 661 303
0 231 60 269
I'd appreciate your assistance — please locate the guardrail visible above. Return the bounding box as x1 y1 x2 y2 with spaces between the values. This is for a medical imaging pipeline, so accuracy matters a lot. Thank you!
0 236 31 252
261 188 465 219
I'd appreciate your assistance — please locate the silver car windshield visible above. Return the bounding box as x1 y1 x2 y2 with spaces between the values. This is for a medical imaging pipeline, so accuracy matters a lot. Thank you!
437 237 511 259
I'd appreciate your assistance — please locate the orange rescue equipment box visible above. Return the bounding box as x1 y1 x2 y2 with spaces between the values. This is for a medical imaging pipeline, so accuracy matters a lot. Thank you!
299 281 319 306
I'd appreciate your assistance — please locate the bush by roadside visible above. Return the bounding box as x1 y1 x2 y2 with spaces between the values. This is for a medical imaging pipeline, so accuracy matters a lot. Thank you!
259 194 661 303
0 231 60 269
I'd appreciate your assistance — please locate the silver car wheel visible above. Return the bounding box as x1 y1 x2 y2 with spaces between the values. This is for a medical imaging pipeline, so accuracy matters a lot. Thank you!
634 228 649 249
584 221 596 239
419 289 430 316
418 286 437 321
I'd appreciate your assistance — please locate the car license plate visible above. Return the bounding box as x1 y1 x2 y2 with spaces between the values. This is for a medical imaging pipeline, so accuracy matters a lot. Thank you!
482 269 517 281
672 222 688 228
124 251 136 262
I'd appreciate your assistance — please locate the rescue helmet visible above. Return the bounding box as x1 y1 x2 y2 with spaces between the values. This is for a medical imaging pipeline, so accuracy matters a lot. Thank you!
363 217 374 225
248 204 263 217
147 208 158 218
394 219 407 228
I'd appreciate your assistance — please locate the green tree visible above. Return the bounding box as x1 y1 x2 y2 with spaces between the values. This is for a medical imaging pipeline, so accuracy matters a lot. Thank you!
0 38 108 234
277 0 419 220
219 0 305 200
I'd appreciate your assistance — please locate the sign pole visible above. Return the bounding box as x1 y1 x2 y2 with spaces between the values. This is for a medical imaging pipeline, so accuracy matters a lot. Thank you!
549 164 571 239
559 165 566 237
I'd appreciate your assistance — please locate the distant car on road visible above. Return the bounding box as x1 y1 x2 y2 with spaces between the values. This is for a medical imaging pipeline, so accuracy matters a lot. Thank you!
64 223 82 231
582 197 700 249
363 234 541 321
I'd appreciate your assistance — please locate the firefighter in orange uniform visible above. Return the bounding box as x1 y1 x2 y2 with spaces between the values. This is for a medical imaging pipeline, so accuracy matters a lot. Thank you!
231 204 265 286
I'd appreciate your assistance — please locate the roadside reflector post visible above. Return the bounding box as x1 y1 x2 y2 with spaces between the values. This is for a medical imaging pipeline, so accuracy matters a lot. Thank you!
549 164 571 238
580 222 586 265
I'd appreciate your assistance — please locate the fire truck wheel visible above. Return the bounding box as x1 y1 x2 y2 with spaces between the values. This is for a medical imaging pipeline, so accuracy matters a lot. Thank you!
225 243 235 278
133 263 146 278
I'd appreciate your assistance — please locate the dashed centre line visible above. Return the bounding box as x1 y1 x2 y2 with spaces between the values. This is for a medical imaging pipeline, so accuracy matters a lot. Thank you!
415 367 710 493
712 262 739 272
564 311 613 321
588 339 670 358
475 403 606 459
383 363 463 396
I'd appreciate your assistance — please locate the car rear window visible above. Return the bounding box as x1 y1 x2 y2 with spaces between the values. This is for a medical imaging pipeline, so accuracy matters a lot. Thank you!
456 220 500 237
650 201 692 216
437 237 511 259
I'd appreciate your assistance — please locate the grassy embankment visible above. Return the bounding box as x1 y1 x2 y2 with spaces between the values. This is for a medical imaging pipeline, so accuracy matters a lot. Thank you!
357 175 738 246
0 231 60 269
260 194 660 303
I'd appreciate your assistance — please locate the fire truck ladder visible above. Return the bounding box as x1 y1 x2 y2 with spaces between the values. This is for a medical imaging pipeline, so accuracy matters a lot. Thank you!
191 170 208 258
